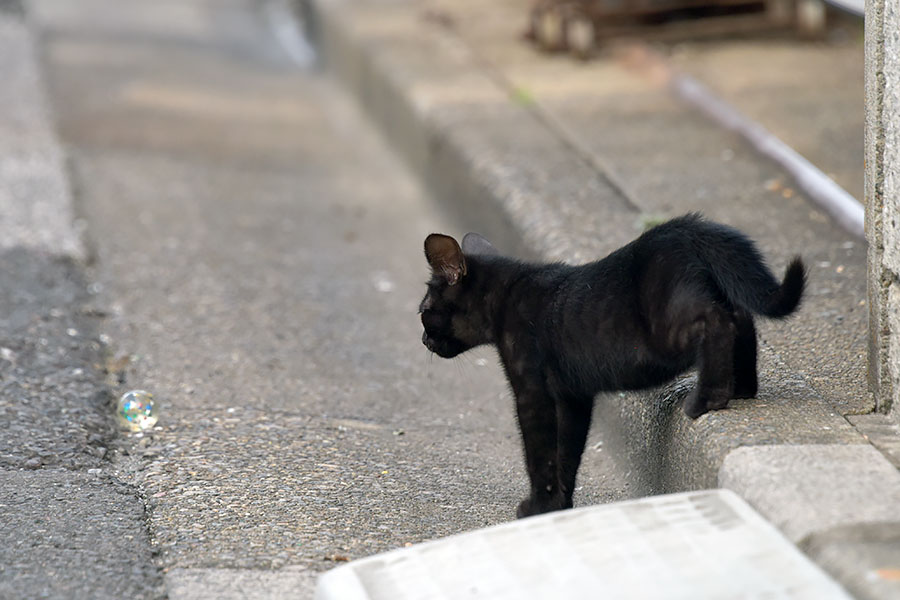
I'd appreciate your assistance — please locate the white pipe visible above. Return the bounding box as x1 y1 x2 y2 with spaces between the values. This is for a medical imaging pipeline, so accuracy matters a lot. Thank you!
672 74 865 240
823 0 864 16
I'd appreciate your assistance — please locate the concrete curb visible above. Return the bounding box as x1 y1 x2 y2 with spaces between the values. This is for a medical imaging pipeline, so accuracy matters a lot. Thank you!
0 6 84 262
303 0 900 597
166 567 317 599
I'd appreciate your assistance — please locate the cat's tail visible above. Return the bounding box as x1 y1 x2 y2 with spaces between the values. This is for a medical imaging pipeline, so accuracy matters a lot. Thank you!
761 257 807 318
680 215 806 319
712 254 807 319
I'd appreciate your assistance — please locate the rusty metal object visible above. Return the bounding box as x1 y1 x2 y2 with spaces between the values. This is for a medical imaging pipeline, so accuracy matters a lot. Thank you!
526 0 827 57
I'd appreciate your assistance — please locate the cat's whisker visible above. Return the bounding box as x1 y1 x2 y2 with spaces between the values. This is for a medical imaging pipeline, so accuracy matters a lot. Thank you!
465 356 477 371
452 356 473 379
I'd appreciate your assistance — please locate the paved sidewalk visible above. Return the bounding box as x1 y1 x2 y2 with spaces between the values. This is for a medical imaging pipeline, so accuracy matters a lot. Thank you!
413 0 869 416
306 0 900 597
668 30 864 202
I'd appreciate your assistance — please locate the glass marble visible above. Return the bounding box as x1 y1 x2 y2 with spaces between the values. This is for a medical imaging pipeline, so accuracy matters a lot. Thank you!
117 390 158 431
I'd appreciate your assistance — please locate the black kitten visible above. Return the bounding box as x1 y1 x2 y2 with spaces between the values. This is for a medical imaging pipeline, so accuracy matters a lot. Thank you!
419 214 805 518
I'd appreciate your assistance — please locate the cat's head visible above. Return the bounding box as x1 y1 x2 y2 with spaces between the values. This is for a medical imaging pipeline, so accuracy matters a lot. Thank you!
419 232 498 358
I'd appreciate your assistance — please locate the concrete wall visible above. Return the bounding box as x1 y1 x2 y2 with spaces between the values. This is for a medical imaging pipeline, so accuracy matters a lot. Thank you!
866 0 900 415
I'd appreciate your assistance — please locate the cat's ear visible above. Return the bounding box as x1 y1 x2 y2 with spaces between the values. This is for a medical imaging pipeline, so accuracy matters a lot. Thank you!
461 232 499 256
425 234 467 285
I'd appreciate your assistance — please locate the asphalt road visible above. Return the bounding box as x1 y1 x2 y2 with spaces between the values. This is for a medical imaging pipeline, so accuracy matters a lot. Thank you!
1 3 163 598
25 0 629 595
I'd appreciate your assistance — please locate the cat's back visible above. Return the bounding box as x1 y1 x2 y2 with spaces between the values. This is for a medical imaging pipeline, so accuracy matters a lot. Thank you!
634 213 706 247
635 213 752 250
626 214 756 267
580 216 698 278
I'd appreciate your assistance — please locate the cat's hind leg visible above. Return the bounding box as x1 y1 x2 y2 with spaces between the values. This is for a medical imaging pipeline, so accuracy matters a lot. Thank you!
683 306 736 418
732 310 758 399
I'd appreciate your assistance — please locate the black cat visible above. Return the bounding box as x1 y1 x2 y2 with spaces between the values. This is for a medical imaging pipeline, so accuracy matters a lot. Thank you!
419 214 805 518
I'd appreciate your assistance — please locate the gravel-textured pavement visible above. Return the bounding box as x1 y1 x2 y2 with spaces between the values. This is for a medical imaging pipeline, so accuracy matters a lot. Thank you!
1 3 163 597
0 244 166 600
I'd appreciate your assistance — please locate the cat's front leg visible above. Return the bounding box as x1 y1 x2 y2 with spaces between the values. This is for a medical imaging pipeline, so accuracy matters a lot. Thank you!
511 378 568 518
556 393 593 511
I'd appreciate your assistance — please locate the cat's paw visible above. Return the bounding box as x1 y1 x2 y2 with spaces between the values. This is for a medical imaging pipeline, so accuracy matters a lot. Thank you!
684 388 730 418
706 396 729 411
516 493 571 518
516 498 541 519
682 389 708 419
731 380 758 400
